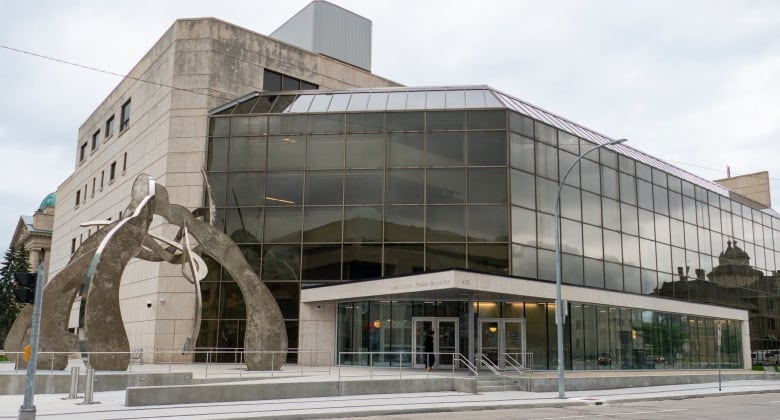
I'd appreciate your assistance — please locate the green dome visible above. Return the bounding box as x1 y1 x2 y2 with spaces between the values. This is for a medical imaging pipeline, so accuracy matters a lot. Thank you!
38 192 57 211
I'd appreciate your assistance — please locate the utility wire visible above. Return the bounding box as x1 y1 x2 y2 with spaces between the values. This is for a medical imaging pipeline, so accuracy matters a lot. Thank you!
0 44 236 101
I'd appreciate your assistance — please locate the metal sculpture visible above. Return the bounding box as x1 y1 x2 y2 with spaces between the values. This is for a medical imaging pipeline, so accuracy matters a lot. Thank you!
4 175 287 371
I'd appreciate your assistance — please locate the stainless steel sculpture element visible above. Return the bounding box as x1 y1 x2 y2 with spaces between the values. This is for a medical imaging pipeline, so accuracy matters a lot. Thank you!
4 175 287 371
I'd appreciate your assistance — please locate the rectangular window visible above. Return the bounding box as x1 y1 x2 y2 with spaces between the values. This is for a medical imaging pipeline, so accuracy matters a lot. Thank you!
122 152 127 173
75 190 81 207
768 318 776 331
105 115 115 138
79 143 87 162
83 185 87 204
91 130 100 151
100 171 104 190
120 99 131 131
109 162 117 181
71 238 76 254
91 178 96 197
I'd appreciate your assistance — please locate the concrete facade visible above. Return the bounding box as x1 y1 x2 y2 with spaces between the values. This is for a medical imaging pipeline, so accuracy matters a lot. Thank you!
50 16 399 363
715 171 772 209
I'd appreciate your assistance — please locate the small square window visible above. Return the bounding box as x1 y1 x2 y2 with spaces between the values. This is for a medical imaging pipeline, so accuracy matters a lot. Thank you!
75 190 81 207
109 161 117 181
120 99 131 131
79 143 87 162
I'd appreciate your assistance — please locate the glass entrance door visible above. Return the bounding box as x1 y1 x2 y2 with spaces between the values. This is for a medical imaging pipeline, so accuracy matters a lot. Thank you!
479 318 526 370
412 317 458 369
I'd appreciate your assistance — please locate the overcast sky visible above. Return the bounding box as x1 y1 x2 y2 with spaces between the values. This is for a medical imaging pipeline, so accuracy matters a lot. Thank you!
1 0 779 248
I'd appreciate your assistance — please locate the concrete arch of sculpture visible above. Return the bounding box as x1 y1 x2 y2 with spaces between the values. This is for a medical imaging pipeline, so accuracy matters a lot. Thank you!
4 175 287 371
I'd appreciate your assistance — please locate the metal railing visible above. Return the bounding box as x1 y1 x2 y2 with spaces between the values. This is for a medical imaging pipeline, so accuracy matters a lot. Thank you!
504 352 534 374
479 354 501 375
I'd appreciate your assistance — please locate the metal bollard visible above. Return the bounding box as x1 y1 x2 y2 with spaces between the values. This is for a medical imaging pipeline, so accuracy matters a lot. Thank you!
83 368 96 404
68 366 80 399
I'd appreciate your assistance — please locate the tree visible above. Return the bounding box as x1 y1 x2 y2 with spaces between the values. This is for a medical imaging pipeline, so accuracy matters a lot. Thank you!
0 244 31 345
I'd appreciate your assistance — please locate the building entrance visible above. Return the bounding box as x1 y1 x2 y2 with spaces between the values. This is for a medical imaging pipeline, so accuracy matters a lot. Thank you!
412 317 459 369
478 318 527 370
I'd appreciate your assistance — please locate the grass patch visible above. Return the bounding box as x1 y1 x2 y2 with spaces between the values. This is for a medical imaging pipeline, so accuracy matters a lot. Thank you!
752 365 765 371
0 354 8 362
774 365 780 372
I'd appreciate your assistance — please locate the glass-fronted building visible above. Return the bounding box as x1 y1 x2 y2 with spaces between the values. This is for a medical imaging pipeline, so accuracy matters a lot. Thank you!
201 85 780 370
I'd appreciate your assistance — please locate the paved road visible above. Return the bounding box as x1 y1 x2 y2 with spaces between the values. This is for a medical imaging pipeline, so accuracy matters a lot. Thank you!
346 392 780 419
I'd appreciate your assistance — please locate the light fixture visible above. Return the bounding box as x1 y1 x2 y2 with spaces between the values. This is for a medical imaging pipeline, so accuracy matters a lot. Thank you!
373 320 381 329
488 325 497 333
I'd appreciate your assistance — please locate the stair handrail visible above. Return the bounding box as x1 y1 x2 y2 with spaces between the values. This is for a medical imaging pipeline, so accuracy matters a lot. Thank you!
456 353 479 376
479 354 501 375
503 352 533 374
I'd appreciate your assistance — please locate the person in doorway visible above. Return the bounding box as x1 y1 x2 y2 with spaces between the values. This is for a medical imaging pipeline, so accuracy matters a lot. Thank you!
424 330 435 371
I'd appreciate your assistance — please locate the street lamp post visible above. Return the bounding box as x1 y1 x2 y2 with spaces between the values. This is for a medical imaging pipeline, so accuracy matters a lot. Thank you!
555 138 627 399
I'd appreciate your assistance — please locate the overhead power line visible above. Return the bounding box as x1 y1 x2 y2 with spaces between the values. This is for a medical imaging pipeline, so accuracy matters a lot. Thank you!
0 44 236 101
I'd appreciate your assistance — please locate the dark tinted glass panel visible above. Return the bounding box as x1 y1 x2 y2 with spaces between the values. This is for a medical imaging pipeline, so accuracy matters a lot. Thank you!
342 244 383 279
264 208 302 242
641 269 657 295
619 173 636 205
536 176 557 215
670 218 685 247
653 185 669 215
512 206 536 245
384 244 424 276
253 96 276 114
558 150 580 187
387 112 424 131
427 132 465 166
623 265 641 294
282 77 299 91
640 238 656 269
266 282 300 319
622 234 640 267
427 168 465 204
656 214 671 244
511 169 535 209
346 133 384 168
307 135 344 169
210 118 229 137
303 207 342 242
537 248 555 281
601 167 618 199
220 282 246 318
558 131 579 154
534 121 556 145
300 80 318 90
345 170 383 204
468 168 507 203
262 245 300 280
656 242 672 274
427 111 465 130
227 172 265 206
302 245 341 280
562 253 584 285
537 212 555 249
263 70 282 91
621 203 638 236
238 245 262 275
669 192 683 220
229 137 266 171
561 219 583 255
560 185 581 221
344 206 382 242
269 115 306 134
226 207 263 243
636 179 653 210
385 205 424 241
468 131 506 166
268 136 305 170
427 205 466 241
200 282 220 319
584 258 604 289
536 143 558 180
388 132 425 166
603 229 622 263
209 172 228 209
208 138 229 171
230 116 267 136
266 172 303 205
305 171 343 205
638 208 655 240
602 198 620 231
580 158 600 194
582 191 601 226
467 110 506 130
427 244 467 270
308 114 344 133
348 113 384 133
512 244 537 278
468 244 509 274
583 224 603 259
509 111 534 137
510 133 534 172
468 205 508 242
604 262 623 291
386 169 424 204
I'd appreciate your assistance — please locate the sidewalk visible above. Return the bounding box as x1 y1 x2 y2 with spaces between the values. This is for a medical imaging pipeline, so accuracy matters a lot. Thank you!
1 374 779 419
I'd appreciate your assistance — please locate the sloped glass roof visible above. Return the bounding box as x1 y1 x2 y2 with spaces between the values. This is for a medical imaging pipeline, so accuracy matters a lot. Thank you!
209 85 748 207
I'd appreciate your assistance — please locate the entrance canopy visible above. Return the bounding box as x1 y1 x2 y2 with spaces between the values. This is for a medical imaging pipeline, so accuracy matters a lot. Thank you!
301 269 748 321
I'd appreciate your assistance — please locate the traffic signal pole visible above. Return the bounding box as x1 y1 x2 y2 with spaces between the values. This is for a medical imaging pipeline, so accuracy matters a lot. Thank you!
18 264 44 420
